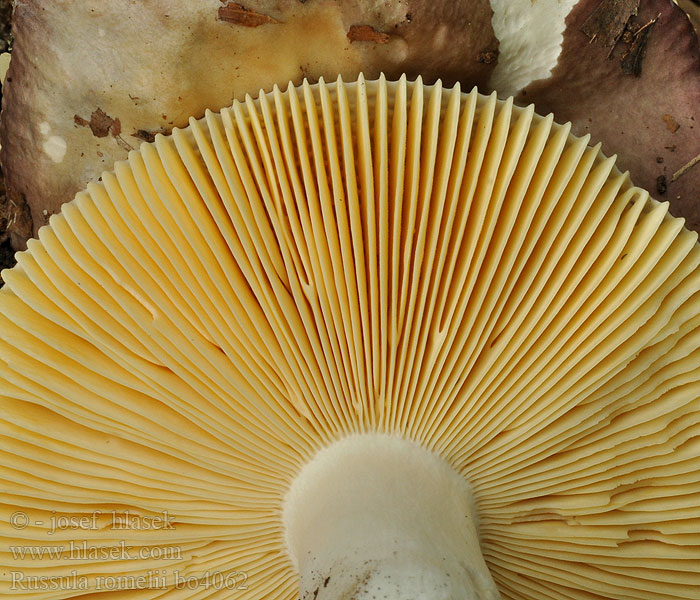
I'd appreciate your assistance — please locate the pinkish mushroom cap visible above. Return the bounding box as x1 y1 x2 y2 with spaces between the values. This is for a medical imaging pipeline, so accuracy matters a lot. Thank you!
520 0 700 231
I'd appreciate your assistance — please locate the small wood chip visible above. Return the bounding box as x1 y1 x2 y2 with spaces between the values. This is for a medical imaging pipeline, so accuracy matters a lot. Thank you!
74 108 120 138
620 16 657 76
347 24 390 44
91 108 120 137
663 114 680 133
581 0 640 48
218 2 278 27
75 108 133 151
132 129 160 144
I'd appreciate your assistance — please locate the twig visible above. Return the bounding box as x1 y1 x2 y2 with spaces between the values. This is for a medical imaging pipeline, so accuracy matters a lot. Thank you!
671 151 700 183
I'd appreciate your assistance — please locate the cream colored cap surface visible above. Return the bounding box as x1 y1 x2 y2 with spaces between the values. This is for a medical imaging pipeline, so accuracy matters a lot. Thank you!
0 0 498 246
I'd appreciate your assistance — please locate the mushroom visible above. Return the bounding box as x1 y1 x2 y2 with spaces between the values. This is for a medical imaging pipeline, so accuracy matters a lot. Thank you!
0 0 499 249
2 75 699 599
3 0 698 253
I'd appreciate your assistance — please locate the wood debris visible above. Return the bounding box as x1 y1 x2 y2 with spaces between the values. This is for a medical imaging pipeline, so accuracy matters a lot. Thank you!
671 151 700 182
581 0 640 48
620 16 658 76
218 2 279 27
663 114 680 133
347 24 390 44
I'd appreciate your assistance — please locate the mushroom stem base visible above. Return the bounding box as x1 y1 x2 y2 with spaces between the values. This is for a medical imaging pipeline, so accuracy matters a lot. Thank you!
283 434 500 599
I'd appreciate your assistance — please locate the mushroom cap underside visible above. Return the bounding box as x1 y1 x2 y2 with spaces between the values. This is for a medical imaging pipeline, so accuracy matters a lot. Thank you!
1 76 700 599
